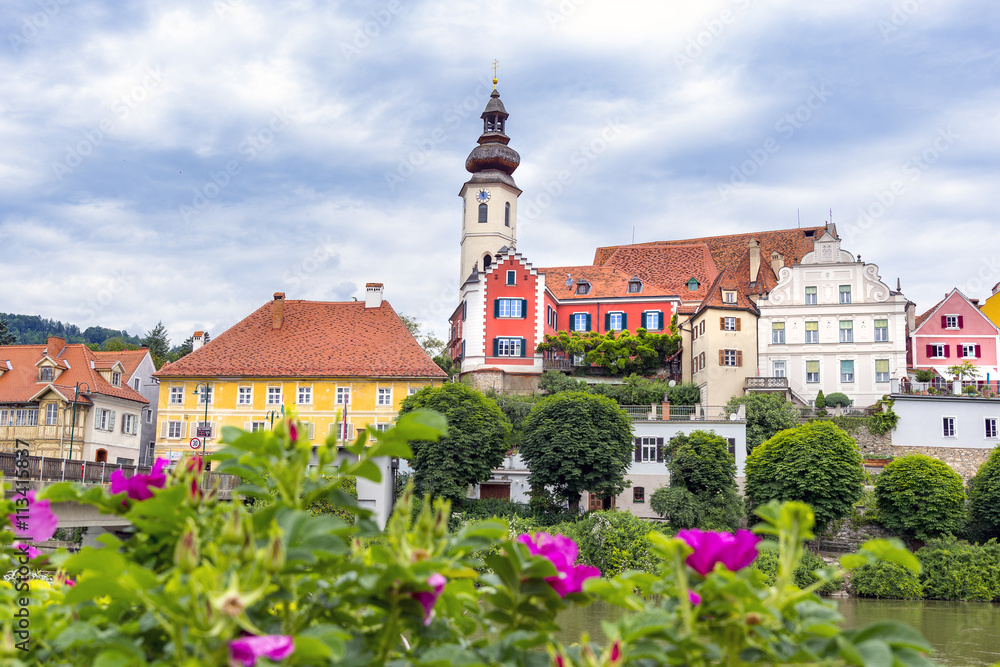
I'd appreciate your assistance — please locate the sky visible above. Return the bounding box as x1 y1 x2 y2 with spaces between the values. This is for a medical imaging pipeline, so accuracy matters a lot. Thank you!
1 0 998 345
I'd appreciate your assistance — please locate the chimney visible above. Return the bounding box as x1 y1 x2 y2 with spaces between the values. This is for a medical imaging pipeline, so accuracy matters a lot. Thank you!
192 331 205 351
365 283 384 309
970 298 980 307
46 336 66 355
993 281 1000 296
272 292 286 329
748 239 760 282
770 250 784 275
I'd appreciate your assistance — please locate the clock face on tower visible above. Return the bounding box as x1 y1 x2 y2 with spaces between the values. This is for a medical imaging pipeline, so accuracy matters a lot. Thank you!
476 188 491 203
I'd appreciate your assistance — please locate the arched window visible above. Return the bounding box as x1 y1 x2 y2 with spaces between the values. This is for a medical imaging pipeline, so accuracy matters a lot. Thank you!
95 449 108 463
483 255 492 270
478 203 488 223
504 202 510 227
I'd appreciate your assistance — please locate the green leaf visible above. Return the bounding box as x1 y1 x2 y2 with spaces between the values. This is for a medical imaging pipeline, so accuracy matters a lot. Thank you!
93 649 137 667
857 539 921 574
63 574 136 605
853 621 932 652
64 546 126 576
854 639 893 667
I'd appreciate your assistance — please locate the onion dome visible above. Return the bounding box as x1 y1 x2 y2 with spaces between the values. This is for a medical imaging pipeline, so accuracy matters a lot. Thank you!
465 89 520 186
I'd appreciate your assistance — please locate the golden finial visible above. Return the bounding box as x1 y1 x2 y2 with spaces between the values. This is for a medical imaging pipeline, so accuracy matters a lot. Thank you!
492 59 499 89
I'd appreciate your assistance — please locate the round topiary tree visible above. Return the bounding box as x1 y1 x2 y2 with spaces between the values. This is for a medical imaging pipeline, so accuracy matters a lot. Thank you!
654 430 742 531
874 455 966 541
968 445 1000 542
744 421 864 529
825 392 851 408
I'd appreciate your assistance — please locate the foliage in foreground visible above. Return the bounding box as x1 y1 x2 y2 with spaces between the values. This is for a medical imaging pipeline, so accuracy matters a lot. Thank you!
1 412 940 666
874 455 966 541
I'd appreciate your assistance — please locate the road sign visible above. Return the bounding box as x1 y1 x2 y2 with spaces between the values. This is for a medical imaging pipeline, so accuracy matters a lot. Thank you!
189 437 202 450
197 427 212 438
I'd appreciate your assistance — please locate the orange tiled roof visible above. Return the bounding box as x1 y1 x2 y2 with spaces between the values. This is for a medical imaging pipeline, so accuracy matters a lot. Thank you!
0 343 150 405
92 349 150 381
914 297 947 331
695 262 760 314
538 264 682 301
595 244 718 302
154 299 448 379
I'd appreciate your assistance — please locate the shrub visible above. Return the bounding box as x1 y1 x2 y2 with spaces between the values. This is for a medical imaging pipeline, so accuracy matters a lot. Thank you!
547 510 662 577
967 445 1000 542
867 396 900 435
815 390 826 410
744 422 864 529
917 537 1000 601
850 561 923 599
825 392 851 408
750 547 841 595
874 455 966 540
914 368 936 383
725 392 798 453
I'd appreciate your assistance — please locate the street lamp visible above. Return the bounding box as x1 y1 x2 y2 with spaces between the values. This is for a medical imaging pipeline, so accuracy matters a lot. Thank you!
67 382 90 460
191 382 212 460
265 410 281 429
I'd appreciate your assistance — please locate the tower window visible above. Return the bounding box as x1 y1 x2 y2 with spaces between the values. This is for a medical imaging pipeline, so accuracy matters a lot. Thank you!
505 202 510 227
478 203 488 223
483 255 492 270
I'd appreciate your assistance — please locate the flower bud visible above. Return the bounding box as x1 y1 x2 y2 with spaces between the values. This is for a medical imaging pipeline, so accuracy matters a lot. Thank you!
262 534 285 573
175 524 200 573
222 507 246 545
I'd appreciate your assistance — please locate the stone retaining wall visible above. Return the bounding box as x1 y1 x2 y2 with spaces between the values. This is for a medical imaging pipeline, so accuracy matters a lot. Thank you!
869 445 993 480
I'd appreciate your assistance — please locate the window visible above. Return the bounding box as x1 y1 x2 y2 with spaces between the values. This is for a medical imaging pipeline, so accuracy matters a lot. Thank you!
478 202 488 223
876 359 890 383
772 322 785 344
773 360 786 378
122 413 138 435
805 321 819 343
643 311 661 330
874 319 889 342
961 344 981 359
238 386 253 405
377 387 392 406
495 338 523 357
111 371 121 387
167 421 183 438
805 286 817 305
45 403 58 426
633 487 645 504
298 386 312 405
332 422 356 441
197 384 214 405
506 270 516 285
267 386 282 405
408 386 423 396
699 351 706 371
94 408 114 431
839 285 852 304
687 277 700 291
483 254 492 270
250 421 266 433
14 409 38 426
722 290 736 304
504 202 510 227
39 367 54 382
607 312 624 331
170 386 184 404
699 320 705 336
133 377 140 391
576 281 591 295
987 418 998 439
116 457 134 466
944 315 961 329
146 410 152 424
336 387 351 406
722 316 739 331
806 360 820 383
628 279 642 293
571 313 591 332
640 436 658 462
721 349 742 367
547 305 557 329
928 343 947 359
840 359 854 383
943 417 956 437
496 298 524 318
693 354 700 373
839 320 853 343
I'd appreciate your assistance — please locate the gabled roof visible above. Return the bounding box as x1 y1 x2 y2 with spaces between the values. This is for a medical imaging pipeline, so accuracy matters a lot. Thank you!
91 349 150 381
538 264 681 301
694 262 760 315
154 298 447 379
0 342 149 405
914 297 946 330
912 288 1000 335
593 244 718 301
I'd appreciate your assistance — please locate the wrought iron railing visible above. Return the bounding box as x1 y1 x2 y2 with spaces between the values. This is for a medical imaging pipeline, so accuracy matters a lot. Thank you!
619 405 742 422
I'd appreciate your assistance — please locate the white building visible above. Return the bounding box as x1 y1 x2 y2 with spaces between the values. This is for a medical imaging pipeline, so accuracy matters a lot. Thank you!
757 229 910 407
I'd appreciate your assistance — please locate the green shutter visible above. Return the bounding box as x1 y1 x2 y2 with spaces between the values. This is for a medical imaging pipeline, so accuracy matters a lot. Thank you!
569 315 575 332
494 299 500 318
492 338 498 356
622 313 627 330
604 312 611 331
585 314 592 331
520 338 527 357
640 312 647 329
520 298 528 319
462 300 467 321
656 311 664 330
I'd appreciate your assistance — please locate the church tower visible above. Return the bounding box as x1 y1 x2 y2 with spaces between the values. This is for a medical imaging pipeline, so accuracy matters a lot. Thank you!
458 79 521 286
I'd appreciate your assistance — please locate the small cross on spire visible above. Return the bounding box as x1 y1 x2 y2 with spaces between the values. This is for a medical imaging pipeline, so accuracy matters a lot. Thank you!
492 59 499 89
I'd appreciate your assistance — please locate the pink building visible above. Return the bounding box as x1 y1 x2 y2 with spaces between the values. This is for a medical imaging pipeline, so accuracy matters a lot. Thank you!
910 288 1000 382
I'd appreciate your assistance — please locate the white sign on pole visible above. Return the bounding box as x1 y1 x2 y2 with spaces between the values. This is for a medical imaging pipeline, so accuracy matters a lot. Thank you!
189 437 202 450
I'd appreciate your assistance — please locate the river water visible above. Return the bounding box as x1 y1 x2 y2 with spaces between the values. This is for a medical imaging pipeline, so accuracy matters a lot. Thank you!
556 598 1000 666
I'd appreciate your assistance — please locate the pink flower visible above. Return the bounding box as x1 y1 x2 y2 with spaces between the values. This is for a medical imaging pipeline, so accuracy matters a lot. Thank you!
412 573 446 625
517 532 601 597
688 590 702 606
186 455 205 498
610 640 622 663
110 458 169 502
288 422 298 442
14 542 40 559
676 529 760 576
9 490 58 543
57 573 76 587
228 635 294 666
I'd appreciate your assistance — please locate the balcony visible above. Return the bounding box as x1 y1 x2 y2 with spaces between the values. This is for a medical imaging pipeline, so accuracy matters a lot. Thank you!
745 376 788 390
620 404 745 422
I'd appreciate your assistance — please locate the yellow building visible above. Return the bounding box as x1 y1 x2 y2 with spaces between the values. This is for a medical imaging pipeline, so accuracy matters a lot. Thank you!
152 285 447 460
983 282 1000 330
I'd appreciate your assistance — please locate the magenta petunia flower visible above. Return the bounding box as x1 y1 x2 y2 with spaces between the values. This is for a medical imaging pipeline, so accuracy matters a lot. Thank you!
412 573 446 625
610 640 622 662
517 532 600 597
288 421 298 442
688 590 702 606
110 458 169 502
10 490 58 543
677 529 760 576
228 634 294 666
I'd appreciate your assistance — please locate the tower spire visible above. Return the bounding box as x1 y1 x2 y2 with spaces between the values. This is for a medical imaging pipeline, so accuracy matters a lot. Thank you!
492 59 499 90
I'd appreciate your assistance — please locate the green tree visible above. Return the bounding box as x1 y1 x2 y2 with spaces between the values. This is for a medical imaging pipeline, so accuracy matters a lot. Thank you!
519 391 633 513
397 383 510 504
825 392 851 408
399 314 445 357
875 455 966 541
100 337 140 352
968 445 1000 542
431 354 457 379
536 317 681 376
815 390 826 410
142 321 171 368
0 318 16 345
725 392 798 453
744 421 864 529
651 430 742 531
946 360 979 382
172 331 211 361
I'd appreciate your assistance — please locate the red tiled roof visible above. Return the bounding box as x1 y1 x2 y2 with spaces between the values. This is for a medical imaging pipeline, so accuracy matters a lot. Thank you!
596 244 718 302
538 264 681 301
0 343 149 405
92 349 150 381
914 297 947 331
695 262 760 314
154 299 448 379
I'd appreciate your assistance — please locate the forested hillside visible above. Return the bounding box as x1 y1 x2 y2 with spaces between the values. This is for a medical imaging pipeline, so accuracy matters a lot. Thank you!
0 313 143 346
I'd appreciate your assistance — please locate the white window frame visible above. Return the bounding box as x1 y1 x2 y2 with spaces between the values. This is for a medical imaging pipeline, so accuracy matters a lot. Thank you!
45 403 58 426
723 350 738 366
840 360 855 383
930 343 946 358
336 386 351 406
722 290 736 304
945 315 959 329
875 359 890 383
839 321 854 343
608 312 624 331
169 386 184 404
628 280 642 294
805 286 817 305
496 338 522 357
772 323 785 344
267 386 282 405
506 270 516 285
961 343 977 359
943 416 956 438
874 319 889 342
197 384 214 405
111 371 121 387
377 387 392 407
167 421 183 439
724 317 736 331
297 385 312 405
497 298 523 318
640 436 657 462
645 311 660 330
985 418 998 439
133 377 140 391
238 386 253 405
408 386 423 396
250 421 267 433
805 322 819 344
123 413 138 436
806 361 820 383
839 285 852 304
573 313 588 331
772 360 786 378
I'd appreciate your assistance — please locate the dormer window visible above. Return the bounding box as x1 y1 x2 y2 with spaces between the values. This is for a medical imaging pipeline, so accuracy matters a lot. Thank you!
687 277 700 292
112 371 121 387
722 290 737 304
627 279 643 294
576 281 591 295
39 367 54 382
